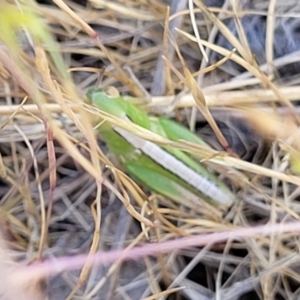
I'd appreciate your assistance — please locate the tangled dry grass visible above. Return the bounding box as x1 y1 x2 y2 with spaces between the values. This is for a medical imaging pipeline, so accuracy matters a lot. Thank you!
1 0 300 299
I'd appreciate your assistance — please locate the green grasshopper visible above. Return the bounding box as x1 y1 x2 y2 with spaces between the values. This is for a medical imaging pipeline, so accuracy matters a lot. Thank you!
88 89 235 210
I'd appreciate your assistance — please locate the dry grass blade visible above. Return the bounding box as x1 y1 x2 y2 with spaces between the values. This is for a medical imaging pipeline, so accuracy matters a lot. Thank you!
163 39 231 152
1 1 300 299
266 0 276 75
189 0 208 62
151 0 187 96
193 0 252 61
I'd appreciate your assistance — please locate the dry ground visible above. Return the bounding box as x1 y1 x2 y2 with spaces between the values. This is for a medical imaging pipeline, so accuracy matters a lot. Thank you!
1 0 300 299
